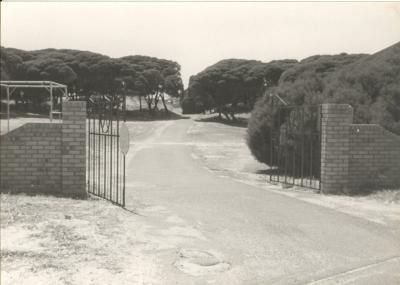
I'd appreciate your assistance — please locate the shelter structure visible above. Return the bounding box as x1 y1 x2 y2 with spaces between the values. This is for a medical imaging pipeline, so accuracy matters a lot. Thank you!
0 81 68 132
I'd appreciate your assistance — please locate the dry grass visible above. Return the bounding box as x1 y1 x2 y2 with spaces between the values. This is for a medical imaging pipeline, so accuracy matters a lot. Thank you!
0 191 223 284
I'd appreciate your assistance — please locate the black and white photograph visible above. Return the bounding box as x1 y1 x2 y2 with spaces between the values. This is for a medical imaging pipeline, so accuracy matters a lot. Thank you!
1 1 400 284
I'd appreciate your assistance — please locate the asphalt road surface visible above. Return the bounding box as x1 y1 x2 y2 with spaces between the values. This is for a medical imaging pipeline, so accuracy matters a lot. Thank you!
124 116 400 285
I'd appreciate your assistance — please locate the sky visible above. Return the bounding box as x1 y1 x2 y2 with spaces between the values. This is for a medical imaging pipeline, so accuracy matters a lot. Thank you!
1 2 400 87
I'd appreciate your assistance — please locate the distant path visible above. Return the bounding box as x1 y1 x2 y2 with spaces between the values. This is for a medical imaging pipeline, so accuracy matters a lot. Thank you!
124 116 400 284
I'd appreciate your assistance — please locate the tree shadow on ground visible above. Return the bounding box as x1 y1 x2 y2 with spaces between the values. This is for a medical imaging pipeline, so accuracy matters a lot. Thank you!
124 109 189 121
0 112 50 119
256 169 274 175
195 115 248 128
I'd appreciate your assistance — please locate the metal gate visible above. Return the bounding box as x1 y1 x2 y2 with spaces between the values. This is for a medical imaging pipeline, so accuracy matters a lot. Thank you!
269 105 321 190
87 95 126 207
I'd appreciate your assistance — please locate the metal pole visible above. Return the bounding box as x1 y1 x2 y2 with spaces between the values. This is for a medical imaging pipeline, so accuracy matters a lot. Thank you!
319 105 322 191
123 155 126 208
270 95 274 182
50 84 53 122
110 111 113 201
7 86 10 132
63 86 67 121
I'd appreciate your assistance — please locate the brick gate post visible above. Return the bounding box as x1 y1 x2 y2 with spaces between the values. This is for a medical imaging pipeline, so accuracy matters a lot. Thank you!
320 104 353 194
62 101 87 198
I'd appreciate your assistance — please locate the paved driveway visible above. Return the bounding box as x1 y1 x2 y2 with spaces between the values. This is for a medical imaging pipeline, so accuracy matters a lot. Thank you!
124 117 400 284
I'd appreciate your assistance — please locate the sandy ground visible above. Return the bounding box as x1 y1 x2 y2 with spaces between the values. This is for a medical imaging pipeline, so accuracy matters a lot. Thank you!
1 194 157 285
1 193 223 285
1 110 400 284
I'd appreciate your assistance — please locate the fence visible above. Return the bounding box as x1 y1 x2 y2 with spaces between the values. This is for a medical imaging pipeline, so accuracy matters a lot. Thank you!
87 95 126 207
269 105 321 190
269 103 400 194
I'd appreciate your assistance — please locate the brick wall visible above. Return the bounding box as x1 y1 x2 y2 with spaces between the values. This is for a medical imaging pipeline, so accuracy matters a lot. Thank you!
61 101 86 197
349 124 400 191
0 101 87 197
0 123 62 194
321 103 400 194
320 104 353 194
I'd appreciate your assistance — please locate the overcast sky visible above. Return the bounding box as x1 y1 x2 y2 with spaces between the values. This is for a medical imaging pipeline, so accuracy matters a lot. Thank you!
1 2 399 87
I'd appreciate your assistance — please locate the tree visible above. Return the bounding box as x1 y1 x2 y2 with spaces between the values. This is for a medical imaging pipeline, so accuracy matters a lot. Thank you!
1 47 184 114
135 69 163 113
247 42 400 167
183 59 297 118
122 56 183 113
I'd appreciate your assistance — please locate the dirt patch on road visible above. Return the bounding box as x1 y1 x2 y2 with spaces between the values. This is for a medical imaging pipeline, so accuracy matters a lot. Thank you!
174 248 231 276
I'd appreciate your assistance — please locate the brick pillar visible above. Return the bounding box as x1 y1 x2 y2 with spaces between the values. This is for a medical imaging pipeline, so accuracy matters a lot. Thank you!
62 101 87 198
321 104 353 194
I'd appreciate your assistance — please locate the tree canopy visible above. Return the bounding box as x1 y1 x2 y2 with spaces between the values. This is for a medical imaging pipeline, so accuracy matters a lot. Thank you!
181 58 297 118
0 47 183 112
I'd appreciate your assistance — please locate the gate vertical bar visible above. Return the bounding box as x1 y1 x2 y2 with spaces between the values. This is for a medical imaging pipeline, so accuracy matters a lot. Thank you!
300 108 305 187
122 98 126 208
104 117 106 197
109 100 113 201
117 118 120 204
270 95 274 182
88 109 91 191
98 113 101 196
319 105 322 191
309 107 314 187
6 87 10 132
93 115 96 194
278 111 281 183
123 155 126 207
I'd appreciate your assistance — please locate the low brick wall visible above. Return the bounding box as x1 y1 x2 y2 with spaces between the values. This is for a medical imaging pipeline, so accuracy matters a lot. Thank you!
0 123 62 194
321 103 400 194
349 124 400 191
0 101 87 197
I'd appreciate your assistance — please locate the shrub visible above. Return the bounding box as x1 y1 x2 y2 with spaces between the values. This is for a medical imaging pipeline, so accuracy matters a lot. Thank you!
246 95 273 164
248 42 400 167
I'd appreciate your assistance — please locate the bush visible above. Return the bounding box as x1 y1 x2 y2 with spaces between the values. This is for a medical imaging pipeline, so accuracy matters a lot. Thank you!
246 95 273 164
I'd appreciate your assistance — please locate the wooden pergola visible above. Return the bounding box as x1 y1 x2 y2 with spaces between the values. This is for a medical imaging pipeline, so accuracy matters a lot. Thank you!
0 81 68 132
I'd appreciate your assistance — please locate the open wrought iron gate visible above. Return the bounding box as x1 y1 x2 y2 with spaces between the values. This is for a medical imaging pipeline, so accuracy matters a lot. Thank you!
87 95 126 207
269 105 322 190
